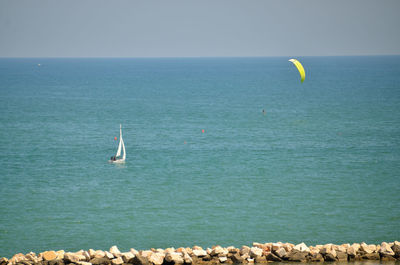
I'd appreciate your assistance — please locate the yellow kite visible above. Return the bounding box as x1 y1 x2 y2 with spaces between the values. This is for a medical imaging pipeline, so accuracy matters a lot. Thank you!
289 59 305 83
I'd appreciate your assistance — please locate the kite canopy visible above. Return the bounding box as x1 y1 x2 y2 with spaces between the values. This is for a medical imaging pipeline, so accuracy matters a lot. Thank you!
289 59 305 83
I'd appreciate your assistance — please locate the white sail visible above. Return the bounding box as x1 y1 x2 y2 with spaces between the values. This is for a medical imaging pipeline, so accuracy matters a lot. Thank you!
116 137 122 157
121 137 126 161
110 124 126 163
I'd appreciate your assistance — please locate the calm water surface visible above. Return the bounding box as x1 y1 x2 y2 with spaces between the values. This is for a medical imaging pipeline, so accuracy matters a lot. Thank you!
0 57 399 257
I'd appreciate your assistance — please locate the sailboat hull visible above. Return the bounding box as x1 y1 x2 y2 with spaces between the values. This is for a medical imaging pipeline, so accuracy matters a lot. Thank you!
108 159 125 164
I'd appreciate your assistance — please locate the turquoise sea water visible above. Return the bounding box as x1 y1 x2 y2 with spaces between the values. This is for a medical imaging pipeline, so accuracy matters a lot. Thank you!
0 56 399 258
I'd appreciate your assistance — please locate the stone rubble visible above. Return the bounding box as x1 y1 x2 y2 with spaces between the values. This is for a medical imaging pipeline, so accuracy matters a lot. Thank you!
2 242 400 265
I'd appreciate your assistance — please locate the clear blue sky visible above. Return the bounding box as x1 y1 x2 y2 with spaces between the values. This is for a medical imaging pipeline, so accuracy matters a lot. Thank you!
1 0 399 57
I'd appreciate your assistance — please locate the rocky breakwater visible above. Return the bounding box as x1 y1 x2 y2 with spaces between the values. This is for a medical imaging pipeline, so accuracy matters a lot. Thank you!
2 241 400 265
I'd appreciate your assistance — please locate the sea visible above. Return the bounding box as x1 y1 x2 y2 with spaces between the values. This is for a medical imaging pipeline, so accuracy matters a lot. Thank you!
0 56 399 258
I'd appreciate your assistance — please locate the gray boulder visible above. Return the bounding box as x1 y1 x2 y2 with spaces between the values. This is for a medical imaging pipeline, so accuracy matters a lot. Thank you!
288 250 308 262
89 258 111 265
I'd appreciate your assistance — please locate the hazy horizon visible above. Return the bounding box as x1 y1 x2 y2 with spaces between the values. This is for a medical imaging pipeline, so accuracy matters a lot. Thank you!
1 0 400 58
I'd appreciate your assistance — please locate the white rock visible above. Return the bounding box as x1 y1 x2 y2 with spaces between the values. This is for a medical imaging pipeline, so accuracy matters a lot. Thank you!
110 246 121 257
165 248 176 254
111 257 124 265
347 246 357 256
56 250 65 260
240 246 250 256
94 250 105 259
130 249 139 256
192 249 207 257
121 252 134 263
24 253 37 262
294 243 310 253
360 243 373 254
148 252 165 265
380 242 395 256
219 256 227 263
249 247 263 258
88 250 96 259
10 253 25 264
183 252 192 264
272 243 282 251
275 247 287 258
211 246 227 256
105 251 114 260
141 250 153 258
206 248 212 255
320 244 337 258
165 252 183 264
64 252 81 263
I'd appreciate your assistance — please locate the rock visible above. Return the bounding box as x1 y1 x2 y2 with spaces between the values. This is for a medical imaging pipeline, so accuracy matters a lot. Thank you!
249 247 262 258
293 243 310 253
48 259 65 265
17 261 32 265
392 243 400 258
347 245 357 257
271 243 282 252
111 258 123 265
121 253 134 263
94 251 105 259
130 249 139 256
230 254 244 263
148 252 164 265
89 258 111 265
25 253 38 263
246 258 254 263
192 250 207 257
42 251 57 261
218 257 227 263
56 251 65 260
65 253 81 263
381 255 397 261
104 252 114 260
227 247 237 254
131 254 150 265
201 254 211 261
165 248 176 254
10 253 25 264
165 252 183 264
210 246 227 257
88 250 96 259
76 262 91 265
324 253 337 262
362 252 380 260
320 244 337 259
140 251 153 259
0 257 8 265
287 250 308 262
283 243 294 252
266 253 282 262
309 247 320 256
380 242 395 256
254 256 267 263
336 251 348 261
183 252 192 264
308 253 324 262
360 243 374 254
109 247 121 258
240 246 250 256
274 247 287 258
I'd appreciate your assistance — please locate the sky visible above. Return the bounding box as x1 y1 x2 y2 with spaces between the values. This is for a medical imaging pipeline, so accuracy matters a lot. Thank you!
0 0 399 57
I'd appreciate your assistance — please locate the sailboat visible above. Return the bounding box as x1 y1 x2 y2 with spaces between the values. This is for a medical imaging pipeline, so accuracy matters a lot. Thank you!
109 124 126 163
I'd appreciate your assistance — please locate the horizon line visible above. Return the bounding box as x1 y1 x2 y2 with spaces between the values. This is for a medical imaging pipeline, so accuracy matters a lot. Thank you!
1 54 400 59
